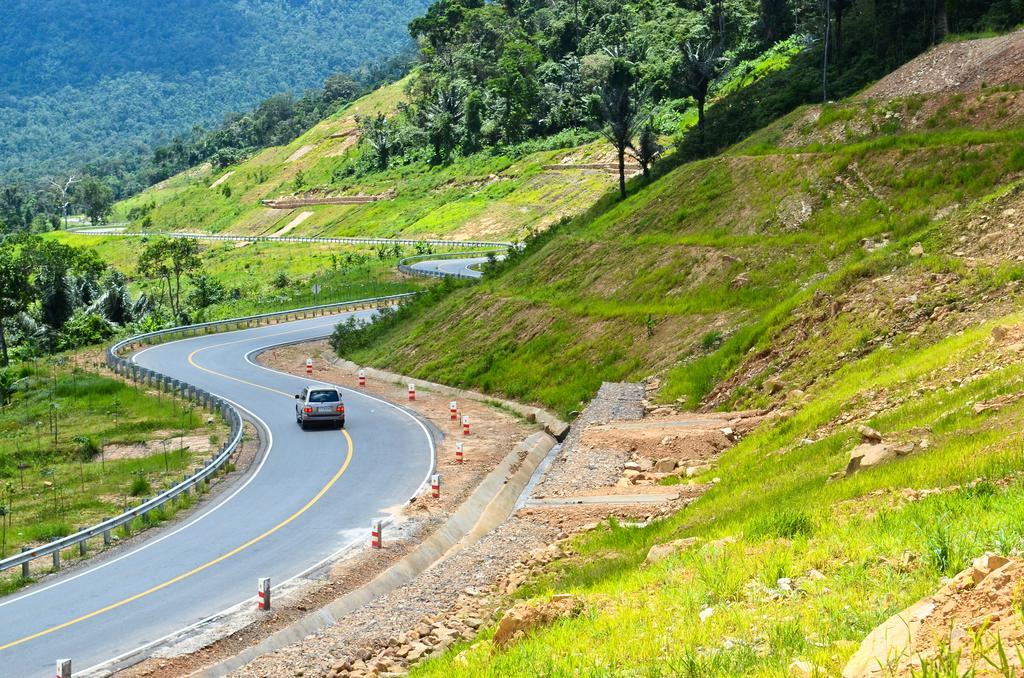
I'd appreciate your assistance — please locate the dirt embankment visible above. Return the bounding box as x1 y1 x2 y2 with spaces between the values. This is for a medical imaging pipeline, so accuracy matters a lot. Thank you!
862 28 1024 99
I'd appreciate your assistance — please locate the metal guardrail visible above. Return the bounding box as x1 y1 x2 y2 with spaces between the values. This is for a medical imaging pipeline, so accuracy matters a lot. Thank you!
397 250 507 280
74 229 514 250
0 293 415 576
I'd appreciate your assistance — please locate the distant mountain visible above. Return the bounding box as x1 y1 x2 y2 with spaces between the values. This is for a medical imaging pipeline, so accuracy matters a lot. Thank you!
0 0 427 181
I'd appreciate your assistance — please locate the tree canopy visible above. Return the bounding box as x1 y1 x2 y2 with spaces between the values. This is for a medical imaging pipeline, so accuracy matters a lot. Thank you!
0 0 429 184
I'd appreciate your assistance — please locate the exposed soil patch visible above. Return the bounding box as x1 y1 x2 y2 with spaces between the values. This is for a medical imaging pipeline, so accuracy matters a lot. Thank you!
208 171 234 190
102 433 213 461
269 210 313 237
862 29 1024 99
285 144 315 163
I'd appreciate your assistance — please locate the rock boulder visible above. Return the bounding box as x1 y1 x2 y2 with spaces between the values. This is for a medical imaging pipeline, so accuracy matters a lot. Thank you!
492 595 584 650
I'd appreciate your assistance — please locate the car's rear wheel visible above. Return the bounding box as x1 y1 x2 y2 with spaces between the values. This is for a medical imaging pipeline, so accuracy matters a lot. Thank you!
299 420 308 430
339 419 345 429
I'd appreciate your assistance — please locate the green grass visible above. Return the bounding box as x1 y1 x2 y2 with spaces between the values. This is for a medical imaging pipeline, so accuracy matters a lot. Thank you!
0 358 225 566
348 117 1024 415
412 307 1024 676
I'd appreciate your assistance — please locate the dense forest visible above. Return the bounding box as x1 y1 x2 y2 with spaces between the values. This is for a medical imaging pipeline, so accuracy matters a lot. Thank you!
339 0 1022 196
0 55 414 234
0 0 429 183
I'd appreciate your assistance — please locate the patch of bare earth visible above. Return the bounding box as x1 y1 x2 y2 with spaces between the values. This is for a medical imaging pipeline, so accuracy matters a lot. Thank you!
862 28 1024 100
102 433 213 461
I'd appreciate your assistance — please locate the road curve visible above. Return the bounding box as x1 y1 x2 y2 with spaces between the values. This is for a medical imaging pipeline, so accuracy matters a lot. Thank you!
0 312 435 677
408 255 493 278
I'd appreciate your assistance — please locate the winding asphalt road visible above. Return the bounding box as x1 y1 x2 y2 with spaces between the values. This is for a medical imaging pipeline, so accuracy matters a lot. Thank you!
0 311 435 677
407 255 492 278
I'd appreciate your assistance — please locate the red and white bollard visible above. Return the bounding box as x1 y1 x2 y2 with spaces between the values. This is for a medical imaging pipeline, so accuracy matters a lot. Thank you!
305 357 313 375
56 659 72 678
257 577 271 611
455 441 464 464
431 473 441 498
462 414 470 436
408 383 416 401
449 400 458 421
371 519 383 549
358 369 366 387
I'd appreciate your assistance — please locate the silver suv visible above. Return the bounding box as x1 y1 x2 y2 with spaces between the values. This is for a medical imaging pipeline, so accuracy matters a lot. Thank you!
295 386 345 429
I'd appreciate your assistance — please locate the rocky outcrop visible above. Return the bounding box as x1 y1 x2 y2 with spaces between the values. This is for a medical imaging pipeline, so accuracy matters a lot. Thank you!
845 425 916 476
492 594 584 649
843 554 1022 677
645 537 699 564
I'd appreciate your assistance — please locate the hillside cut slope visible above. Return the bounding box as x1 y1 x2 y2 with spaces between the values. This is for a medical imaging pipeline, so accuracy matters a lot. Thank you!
346 30 1024 418
329 31 1024 678
863 29 1024 99
115 80 623 244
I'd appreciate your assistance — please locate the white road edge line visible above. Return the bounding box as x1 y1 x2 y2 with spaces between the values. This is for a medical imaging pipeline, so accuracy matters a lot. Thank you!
1 318 339 609
77 313 436 676
0 398 274 611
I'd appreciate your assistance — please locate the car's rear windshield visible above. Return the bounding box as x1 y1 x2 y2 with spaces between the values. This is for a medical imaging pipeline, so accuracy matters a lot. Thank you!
308 390 340 403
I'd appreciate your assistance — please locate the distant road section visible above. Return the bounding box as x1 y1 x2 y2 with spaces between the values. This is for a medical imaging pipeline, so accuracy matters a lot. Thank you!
407 255 497 279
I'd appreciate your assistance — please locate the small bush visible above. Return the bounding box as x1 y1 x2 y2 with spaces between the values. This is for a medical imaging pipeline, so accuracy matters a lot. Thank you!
24 521 72 542
700 330 722 350
129 475 152 497
748 509 814 539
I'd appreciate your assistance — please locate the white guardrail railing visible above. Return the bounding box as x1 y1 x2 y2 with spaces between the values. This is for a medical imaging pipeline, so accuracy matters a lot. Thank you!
74 229 514 250
0 293 415 576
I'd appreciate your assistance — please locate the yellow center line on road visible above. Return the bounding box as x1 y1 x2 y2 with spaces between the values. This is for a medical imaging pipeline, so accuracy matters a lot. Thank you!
0 328 353 653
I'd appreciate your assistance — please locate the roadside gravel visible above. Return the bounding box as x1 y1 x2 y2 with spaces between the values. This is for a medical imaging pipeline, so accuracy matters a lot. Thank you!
534 382 645 497
233 519 560 676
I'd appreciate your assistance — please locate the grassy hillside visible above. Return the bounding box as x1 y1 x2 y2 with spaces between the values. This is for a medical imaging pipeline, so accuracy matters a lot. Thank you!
346 81 1024 416
341 35 1024 676
115 79 619 244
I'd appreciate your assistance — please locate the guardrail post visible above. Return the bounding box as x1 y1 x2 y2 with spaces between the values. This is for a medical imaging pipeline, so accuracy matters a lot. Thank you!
257 577 271 611
79 539 86 558
103 529 111 546
52 549 60 571
21 547 29 578
57 659 72 678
